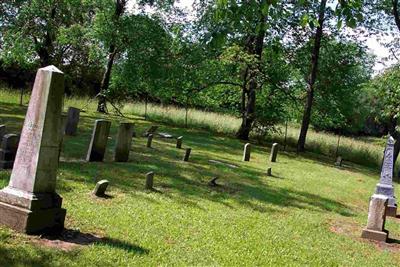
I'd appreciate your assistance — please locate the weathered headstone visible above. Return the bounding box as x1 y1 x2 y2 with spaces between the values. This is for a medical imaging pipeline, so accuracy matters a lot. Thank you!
361 194 389 242
208 177 219 187
64 107 80 136
86 119 111 162
0 66 66 234
243 143 251 161
335 156 343 167
374 136 397 217
266 167 272 177
142 125 158 137
0 134 20 169
114 122 134 162
145 172 154 190
147 134 153 148
0 125 5 141
176 136 183 149
270 143 279 162
183 148 192 162
93 180 109 197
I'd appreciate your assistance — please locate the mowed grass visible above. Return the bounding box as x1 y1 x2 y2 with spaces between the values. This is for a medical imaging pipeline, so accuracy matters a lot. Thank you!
0 89 400 266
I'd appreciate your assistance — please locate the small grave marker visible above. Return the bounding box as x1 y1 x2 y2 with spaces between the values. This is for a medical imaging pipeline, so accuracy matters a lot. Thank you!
147 134 153 148
270 143 279 162
64 107 80 136
0 134 20 169
93 180 109 197
145 172 154 190
176 136 183 149
114 122 134 162
243 143 251 161
183 148 192 162
361 194 389 242
266 167 272 177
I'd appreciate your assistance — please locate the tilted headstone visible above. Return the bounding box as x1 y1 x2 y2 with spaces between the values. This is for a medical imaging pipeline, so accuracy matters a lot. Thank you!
0 66 66 234
93 180 109 197
0 134 20 169
176 136 183 149
243 143 251 161
86 119 111 162
0 125 5 141
64 107 80 136
145 172 154 190
142 125 158 137
270 143 279 162
114 122 134 162
183 148 192 162
374 136 397 217
361 194 389 242
147 134 153 148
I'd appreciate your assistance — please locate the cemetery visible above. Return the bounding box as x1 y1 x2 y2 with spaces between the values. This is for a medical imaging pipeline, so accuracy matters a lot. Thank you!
1 0 400 266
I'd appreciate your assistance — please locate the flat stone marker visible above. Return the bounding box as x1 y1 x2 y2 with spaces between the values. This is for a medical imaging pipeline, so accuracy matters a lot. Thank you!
114 122 134 162
158 132 173 138
0 66 66 234
270 143 279 162
266 167 272 176
0 134 20 169
243 143 251 161
145 172 154 190
183 148 192 162
374 136 397 217
176 136 183 149
208 177 219 187
64 107 80 136
142 125 158 137
0 125 5 141
86 119 111 162
147 134 153 148
93 180 109 197
361 194 389 242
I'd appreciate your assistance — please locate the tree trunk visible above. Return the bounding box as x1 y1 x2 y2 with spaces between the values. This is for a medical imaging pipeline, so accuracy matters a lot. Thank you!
235 17 266 140
297 0 327 152
96 0 126 113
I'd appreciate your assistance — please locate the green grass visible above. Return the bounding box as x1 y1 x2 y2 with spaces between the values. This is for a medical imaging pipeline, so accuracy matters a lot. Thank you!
0 89 400 266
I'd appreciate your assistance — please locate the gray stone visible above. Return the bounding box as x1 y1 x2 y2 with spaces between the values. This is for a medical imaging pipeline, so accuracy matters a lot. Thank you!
243 143 251 161
374 136 397 217
64 107 80 136
0 125 5 141
176 136 183 149
266 167 272 176
270 143 279 162
146 134 153 148
0 134 20 169
93 180 109 197
208 177 219 187
158 132 173 138
335 156 343 167
183 148 191 162
361 194 389 242
86 119 111 162
145 172 154 190
114 122 134 162
142 125 158 137
0 66 66 234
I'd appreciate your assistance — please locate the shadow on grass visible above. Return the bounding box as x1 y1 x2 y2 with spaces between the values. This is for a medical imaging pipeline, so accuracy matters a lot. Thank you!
42 229 149 254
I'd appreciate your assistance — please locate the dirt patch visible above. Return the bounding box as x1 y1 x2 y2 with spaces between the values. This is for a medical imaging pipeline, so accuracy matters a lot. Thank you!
329 218 400 252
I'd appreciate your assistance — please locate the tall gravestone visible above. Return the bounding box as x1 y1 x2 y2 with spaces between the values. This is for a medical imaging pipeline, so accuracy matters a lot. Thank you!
0 134 20 169
86 120 111 162
64 107 80 136
114 122 134 162
0 66 66 234
270 143 279 162
374 136 397 217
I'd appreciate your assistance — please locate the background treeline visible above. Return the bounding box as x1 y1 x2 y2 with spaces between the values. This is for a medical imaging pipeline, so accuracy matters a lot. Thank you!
1 1 400 152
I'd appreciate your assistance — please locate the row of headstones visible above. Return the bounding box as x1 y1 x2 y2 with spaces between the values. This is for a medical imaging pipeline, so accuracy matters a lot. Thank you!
243 142 279 176
81 119 191 163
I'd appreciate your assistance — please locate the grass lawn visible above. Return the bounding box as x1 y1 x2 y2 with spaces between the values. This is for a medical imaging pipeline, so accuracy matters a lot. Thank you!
0 98 400 266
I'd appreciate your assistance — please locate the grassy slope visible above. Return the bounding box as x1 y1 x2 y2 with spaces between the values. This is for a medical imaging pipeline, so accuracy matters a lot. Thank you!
0 92 399 266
